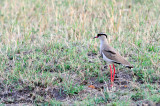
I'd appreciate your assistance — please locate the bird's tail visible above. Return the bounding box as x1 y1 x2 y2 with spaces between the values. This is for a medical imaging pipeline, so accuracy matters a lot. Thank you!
126 65 133 69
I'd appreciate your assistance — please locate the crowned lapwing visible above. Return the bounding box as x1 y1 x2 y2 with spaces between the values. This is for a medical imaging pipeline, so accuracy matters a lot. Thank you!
94 33 133 86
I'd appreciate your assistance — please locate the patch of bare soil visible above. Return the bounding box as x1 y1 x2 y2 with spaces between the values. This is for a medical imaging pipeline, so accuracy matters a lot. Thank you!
114 70 134 90
83 70 134 92
0 82 67 104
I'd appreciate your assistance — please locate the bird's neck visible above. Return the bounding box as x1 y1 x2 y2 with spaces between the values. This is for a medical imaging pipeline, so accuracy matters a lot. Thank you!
100 39 107 45
100 39 107 52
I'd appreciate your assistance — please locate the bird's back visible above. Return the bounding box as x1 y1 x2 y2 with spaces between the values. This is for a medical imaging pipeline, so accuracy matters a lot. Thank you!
101 43 133 68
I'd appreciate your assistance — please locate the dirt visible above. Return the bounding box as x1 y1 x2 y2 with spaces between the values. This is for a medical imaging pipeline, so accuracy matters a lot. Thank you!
0 83 67 104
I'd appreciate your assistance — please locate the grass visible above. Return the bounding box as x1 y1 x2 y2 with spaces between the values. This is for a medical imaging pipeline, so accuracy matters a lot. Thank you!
0 0 160 105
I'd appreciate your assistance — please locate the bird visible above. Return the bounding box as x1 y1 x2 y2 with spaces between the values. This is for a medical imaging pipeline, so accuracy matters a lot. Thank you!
94 33 133 86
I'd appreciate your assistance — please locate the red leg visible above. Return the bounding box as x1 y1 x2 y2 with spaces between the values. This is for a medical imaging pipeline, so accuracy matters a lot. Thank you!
109 65 113 84
112 64 116 81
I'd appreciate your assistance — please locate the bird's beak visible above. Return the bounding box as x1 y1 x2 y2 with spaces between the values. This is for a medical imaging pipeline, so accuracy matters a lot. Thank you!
94 36 98 39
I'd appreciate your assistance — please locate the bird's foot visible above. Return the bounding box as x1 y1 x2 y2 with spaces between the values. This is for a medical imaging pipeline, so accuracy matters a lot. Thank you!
108 83 116 92
110 81 114 87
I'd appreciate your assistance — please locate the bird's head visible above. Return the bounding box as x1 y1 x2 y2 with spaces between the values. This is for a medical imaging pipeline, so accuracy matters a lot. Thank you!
94 33 107 40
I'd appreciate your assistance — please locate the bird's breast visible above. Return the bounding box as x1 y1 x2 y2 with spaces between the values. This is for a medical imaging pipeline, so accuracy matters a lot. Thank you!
102 52 113 63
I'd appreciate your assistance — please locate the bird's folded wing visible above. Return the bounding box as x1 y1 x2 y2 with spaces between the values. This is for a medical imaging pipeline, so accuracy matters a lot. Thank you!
102 48 131 66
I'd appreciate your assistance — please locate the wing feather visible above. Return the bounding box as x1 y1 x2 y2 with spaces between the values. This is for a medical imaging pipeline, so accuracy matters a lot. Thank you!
101 45 132 67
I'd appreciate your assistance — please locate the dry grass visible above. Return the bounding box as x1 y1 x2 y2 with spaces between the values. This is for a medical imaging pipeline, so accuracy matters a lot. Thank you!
0 0 160 105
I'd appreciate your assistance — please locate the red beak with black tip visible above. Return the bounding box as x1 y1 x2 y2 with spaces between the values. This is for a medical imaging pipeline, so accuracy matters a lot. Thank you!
94 36 98 39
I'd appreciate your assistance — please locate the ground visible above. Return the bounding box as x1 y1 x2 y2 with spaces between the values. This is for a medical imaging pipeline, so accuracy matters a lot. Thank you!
0 0 160 105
